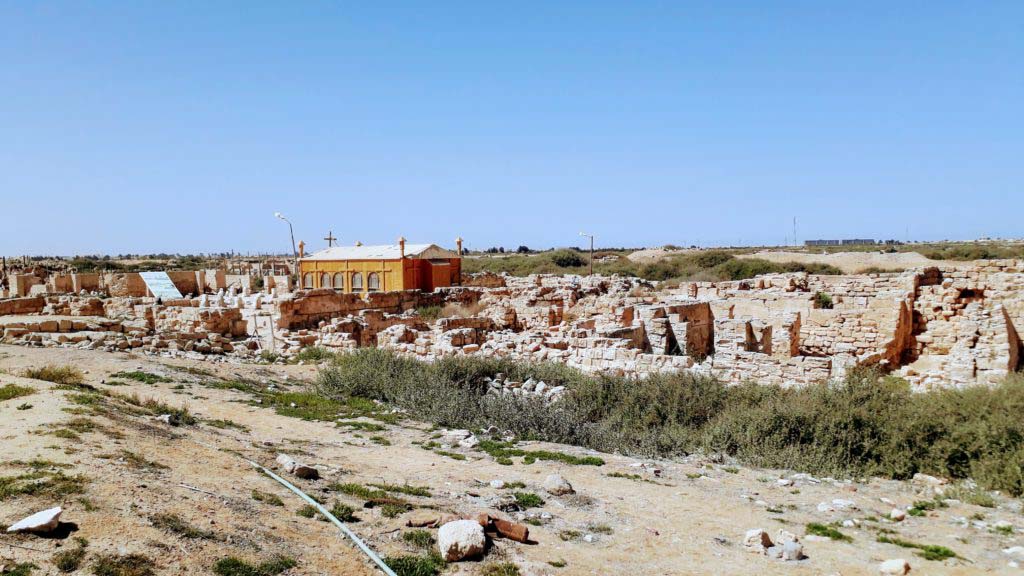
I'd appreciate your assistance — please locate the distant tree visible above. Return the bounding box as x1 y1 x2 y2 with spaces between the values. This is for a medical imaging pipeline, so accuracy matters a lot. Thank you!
516 245 531 254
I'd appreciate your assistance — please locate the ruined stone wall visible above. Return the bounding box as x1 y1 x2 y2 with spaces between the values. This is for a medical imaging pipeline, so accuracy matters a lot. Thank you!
0 296 46 316
276 288 449 330
72 273 101 293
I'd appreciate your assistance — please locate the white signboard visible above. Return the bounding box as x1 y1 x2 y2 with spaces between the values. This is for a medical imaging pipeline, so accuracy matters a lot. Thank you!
139 271 184 300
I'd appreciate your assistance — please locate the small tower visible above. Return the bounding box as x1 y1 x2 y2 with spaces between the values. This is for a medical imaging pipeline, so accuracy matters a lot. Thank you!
398 236 406 258
298 240 305 259
456 236 463 256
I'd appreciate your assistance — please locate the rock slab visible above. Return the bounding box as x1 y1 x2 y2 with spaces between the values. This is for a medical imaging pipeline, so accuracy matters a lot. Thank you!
437 519 486 562
6 506 62 533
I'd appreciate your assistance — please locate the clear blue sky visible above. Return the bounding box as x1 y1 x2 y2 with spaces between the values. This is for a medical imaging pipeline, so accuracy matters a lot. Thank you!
2 2 1021 255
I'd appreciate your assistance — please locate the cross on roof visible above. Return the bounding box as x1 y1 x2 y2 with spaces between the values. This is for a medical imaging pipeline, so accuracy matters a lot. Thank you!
324 230 337 247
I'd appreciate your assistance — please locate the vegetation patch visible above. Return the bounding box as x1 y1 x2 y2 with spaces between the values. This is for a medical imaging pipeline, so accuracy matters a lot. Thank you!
23 365 84 386
512 492 545 509
53 538 89 573
316 350 1024 496
91 553 156 576
329 501 358 522
402 529 435 549
383 553 446 576
204 418 250 432
150 512 218 540
4 563 38 576
0 383 34 402
366 483 431 497
295 504 318 518
116 392 196 425
0 469 89 501
481 563 521 576
212 556 297 576
876 535 958 561
805 523 851 542
251 489 284 506
292 346 337 364
110 371 172 384
477 440 604 466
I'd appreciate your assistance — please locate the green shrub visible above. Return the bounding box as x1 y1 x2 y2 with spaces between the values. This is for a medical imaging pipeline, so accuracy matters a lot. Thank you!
384 553 446 576
315 350 1024 496
513 492 544 509
0 384 34 402
548 250 585 268
814 291 834 309
110 371 172 384
877 535 958 561
805 522 851 542
402 529 435 549
329 501 358 522
292 346 336 363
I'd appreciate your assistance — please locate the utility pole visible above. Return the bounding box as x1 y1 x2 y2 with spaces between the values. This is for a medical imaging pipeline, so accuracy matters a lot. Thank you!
793 217 797 247
274 212 298 280
579 232 595 275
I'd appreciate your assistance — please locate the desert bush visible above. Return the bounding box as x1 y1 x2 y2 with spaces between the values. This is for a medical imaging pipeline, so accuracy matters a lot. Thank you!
548 250 585 268
316 350 1024 495
814 291 834 309
23 365 84 386
0 383 34 402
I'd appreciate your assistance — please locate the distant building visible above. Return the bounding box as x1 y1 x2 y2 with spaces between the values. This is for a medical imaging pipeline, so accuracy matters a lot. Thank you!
297 238 462 294
805 239 877 247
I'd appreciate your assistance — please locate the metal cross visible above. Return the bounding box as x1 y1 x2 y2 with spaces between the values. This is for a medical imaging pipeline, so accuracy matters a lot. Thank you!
324 231 337 247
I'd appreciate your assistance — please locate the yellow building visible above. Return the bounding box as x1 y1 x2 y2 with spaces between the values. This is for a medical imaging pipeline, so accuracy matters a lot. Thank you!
297 238 462 294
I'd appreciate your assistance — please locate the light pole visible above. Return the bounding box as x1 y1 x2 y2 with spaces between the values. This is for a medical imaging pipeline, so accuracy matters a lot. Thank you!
274 212 298 280
579 232 595 276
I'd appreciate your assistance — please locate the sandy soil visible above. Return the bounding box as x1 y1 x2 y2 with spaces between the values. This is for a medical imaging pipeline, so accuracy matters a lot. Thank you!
735 251 960 274
2 345 1021 575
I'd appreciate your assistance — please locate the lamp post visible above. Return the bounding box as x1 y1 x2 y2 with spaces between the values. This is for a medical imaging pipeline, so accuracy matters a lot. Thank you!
579 231 595 276
274 212 298 280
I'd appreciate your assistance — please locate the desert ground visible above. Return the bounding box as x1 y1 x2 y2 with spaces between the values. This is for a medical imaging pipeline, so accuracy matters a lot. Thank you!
2 344 1021 575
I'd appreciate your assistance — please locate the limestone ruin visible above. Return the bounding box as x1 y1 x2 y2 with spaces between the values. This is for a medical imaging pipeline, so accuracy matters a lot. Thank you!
2 260 1022 390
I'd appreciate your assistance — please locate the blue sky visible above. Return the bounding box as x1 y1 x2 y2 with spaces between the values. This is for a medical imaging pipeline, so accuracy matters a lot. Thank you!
2 2 1021 255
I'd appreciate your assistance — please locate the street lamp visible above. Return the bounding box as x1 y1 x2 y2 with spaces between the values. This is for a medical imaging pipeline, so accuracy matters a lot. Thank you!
274 212 298 279
579 232 595 276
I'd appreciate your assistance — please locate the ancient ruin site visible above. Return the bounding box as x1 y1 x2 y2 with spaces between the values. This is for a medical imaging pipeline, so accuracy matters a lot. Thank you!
2 258 1022 391
3 247 1024 576
5 3 1024 575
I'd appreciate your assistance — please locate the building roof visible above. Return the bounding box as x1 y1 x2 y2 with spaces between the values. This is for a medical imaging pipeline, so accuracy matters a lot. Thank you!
300 243 458 261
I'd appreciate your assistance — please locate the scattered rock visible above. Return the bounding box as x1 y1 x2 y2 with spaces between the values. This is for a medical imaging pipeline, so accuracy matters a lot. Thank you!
542 474 574 496
6 506 62 534
275 454 319 480
744 528 773 554
437 519 486 562
879 558 911 575
780 541 804 561
489 480 506 489
889 509 906 522
911 473 946 487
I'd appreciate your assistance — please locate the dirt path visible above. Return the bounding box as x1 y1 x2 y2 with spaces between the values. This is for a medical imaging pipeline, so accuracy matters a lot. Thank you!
1 345 1020 575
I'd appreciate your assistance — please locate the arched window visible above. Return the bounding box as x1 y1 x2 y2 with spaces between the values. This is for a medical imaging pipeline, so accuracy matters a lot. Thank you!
367 272 380 292
351 272 363 292
333 272 345 291
302 273 313 289
320 272 331 288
